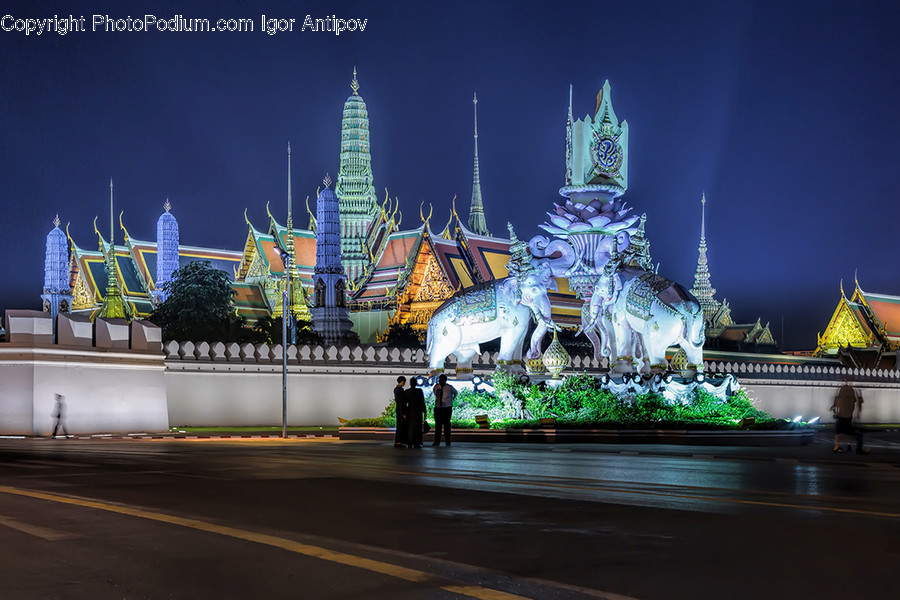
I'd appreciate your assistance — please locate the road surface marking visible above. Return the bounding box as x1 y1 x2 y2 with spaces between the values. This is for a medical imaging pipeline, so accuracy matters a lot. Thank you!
0 485 627 600
0 514 80 541
384 469 900 519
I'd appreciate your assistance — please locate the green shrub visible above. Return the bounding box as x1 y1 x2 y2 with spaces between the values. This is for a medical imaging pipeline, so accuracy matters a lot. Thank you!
362 375 783 430
344 417 386 427
380 398 397 427
490 418 541 429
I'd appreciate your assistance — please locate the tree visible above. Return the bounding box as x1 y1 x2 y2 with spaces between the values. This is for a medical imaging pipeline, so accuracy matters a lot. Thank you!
150 261 238 342
250 314 322 346
381 322 423 347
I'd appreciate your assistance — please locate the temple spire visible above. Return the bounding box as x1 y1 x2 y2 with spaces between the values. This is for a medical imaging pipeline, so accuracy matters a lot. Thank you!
278 141 308 322
109 178 114 245
565 84 573 185
690 193 717 322
467 92 490 236
99 178 126 319
287 141 292 216
336 66 379 282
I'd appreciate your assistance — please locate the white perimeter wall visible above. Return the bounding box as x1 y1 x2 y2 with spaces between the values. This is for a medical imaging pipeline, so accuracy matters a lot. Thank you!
5 333 900 434
0 346 168 435
747 380 900 424
166 368 398 426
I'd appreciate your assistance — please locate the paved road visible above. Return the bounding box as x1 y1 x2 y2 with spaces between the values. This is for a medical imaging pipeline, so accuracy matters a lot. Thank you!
1 432 899 599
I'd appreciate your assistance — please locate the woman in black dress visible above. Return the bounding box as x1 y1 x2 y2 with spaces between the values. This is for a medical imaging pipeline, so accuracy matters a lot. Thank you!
393 376 408 448
404 377 426 449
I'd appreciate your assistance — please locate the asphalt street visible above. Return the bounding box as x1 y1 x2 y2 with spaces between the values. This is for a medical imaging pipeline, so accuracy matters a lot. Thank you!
1 431 899 599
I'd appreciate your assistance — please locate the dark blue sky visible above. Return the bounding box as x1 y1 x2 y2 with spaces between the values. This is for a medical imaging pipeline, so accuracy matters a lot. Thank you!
1 0 897 350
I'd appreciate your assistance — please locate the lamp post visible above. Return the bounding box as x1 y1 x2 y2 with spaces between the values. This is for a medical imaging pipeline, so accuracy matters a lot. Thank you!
279 250 290 439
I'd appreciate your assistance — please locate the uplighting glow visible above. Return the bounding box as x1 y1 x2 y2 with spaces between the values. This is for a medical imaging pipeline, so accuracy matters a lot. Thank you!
792 415 802 423
808 416 820 424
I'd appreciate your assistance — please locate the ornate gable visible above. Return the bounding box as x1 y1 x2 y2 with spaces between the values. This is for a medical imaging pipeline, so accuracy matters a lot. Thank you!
817 296 874 354
412 252 456 304
71 265 95 310
391 235 456 331
756 323 775 345
236 227 259 281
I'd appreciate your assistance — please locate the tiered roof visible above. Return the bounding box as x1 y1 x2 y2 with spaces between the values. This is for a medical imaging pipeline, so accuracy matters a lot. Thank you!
818 280 900 355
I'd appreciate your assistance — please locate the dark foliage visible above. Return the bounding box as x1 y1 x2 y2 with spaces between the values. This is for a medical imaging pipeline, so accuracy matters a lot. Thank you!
381 322 423 347
149 261 240 342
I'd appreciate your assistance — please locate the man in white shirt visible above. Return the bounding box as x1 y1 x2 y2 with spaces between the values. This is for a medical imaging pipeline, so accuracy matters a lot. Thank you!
431 374 457 446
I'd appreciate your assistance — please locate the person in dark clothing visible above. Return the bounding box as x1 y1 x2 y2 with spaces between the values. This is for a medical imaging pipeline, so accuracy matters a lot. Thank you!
431 374 457 446
393 376 408 448
404 377 426 449
831 381 869 454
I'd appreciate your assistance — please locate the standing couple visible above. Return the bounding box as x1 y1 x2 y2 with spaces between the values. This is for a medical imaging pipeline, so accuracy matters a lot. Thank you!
393 374 457 449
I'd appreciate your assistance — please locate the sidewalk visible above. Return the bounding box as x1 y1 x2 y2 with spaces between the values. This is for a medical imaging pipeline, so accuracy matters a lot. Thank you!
23 427 340 441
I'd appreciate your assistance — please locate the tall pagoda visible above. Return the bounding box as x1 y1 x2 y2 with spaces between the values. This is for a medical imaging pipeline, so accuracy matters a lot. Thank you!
689 193 776 351
467 93 490 236
690 193 730 328
336 67 380 284
312 175 356 345
41 215 72 340
153 199 179 304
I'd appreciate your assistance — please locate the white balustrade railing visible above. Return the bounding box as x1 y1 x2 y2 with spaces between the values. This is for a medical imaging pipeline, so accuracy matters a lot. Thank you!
161 339 900 384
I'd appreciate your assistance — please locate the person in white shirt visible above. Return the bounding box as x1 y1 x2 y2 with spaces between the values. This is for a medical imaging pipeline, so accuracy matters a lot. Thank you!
431 374 457 446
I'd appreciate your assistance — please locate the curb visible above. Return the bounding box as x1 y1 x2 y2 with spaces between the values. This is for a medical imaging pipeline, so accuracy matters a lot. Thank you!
338 427 816 446
39 434 337 441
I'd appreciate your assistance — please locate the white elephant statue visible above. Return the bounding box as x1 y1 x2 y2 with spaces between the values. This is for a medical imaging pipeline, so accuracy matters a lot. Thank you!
585 267 705 372
426 267 557 373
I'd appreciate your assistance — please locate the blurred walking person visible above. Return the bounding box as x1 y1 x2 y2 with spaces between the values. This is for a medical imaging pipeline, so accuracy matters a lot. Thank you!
831 379 869 454
52 393 69 439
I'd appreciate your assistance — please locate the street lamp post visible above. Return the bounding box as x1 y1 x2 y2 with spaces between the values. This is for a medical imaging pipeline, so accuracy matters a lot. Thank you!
280 250 290 439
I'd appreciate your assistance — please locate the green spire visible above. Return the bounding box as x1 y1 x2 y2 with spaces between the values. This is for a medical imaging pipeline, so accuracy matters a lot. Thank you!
336 67 379 283
468 92 490 236
98 178 126 319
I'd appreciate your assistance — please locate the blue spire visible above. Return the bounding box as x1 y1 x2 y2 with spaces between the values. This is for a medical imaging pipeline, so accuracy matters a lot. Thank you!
312 175 356 345
315 175 343 277
41 215 72 341
43 215 68 294
155 200 179 303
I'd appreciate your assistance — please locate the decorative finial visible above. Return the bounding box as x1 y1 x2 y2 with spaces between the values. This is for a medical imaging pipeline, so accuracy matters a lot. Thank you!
109 177 114 245
700 192 707 240
507 222 518 242
163 199 171 213
323 173 332 188
473 92 478 139
350 66 359 95
53 214 60 228
287 142 293 216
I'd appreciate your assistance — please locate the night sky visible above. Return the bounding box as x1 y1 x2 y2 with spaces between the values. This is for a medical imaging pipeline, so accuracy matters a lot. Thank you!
1 0 897 350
